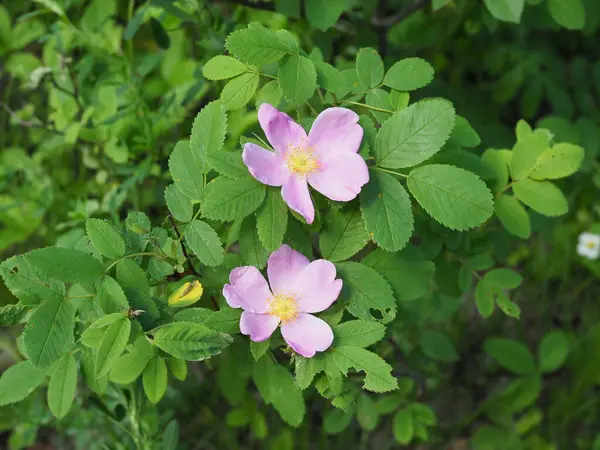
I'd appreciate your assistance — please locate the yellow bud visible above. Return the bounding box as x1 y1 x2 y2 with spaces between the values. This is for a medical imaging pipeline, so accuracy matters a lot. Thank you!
168 280 203 308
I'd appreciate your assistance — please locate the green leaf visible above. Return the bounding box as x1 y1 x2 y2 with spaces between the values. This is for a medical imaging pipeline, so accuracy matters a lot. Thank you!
510 130 550 180
220 72 259 110
191 101 228 174
483 0 524 23
126 211 151 234
295 356 324 390
356 47 384 89
448 116 481 148
419 330 458 362
143 357 168 404
256 80 283 107
256 188 288 252
202 177 266 221
251 339 271 361
407 164 494 230
482 149 509 193
320 209 369 262
314 61 348 97
202 55 247 80
0 304 29 326
278 54 317 105
25 247 104 284
162 420 179 450
324 408 353 434
166 358 188 381
530 143 584 180
47 353 77 418
0 361 47 406
150 17 169 49
333 320 386 348
538 330 568 373
512 179 568 217
495 195 531 239
174 307 242 333
239 217 268 269
305 0 351 30
0 256 66 306
483 269 523 289
98 276 129 315
484 337 536 375
548 0 585 30
253 356 305 426
110 336 154 384
169 140 204 201
95 317 131 378
360 171 413 252
357 394 379 431
336 262 396 323
393 408 415 444
365 89 392 123
375 99 455 168
383 58 434 92
226 22 290 65
80 314 123 348
208 150 249 180
152 322 233 360
116 259 149 295
333 346 398 393
184 220 224 267
165 184 193 223
24 297 75 368
86 219 125 259
432 0 451 11
475 279 495 318
496 291 521 319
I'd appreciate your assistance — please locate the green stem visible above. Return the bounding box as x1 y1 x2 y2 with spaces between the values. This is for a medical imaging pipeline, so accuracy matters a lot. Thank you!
66 294 95 300
374 167 408 178
342 100 394 114
495 181 515 198
176 208 202 246
105 252 170 274
259 72 277 79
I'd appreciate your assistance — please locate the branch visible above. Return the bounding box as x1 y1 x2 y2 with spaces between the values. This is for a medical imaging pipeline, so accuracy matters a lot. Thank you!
168 214 202 279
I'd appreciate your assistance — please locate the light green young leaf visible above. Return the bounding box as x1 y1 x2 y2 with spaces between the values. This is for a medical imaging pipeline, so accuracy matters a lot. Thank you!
201 177 266 221
448 116 481 148
360 171 413 252
495 291 521 319
184 220 224 267
407 164 494 230
383 58 434 92
482 149 510 193
419 330 458 362
110 335 154 384
253 356 305 426
278 54 317 105
510 130 550 180
86 219 125 259
333 320 386 348
95 317 131 378
335 262 396 323
47 353 77 418
0 361 47 406
356 47 384 89
168 140 204 201
483 269 523 289
393 408 415 444
256 188 288 252
24 297 75 368
530 143 584 180
166 358 188 381
375 99 455 168
80 313 124 348
202 55 247 80
220 72 259 110
548 0 585 30
165 184 193 223
538 330 568 373
226 22 291 65
320 208 369 262
143 357 168 404
475 279 495 318
152 322 233 361
483 0 524 23
125 211 151 234
333 346 398 393
495 195 531 239
24 247 104 284
512 179 568 217
239 217 268 269
256 80 283 107
484 337 536 375
516 119 533 141
191 101 227 174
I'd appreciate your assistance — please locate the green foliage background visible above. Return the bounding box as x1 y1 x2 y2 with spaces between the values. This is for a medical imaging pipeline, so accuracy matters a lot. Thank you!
0 0 600 449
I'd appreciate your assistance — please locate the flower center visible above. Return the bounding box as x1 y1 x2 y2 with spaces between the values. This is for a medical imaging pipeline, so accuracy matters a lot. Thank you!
268 294 299 323
285 144 320 176
587 241 597 250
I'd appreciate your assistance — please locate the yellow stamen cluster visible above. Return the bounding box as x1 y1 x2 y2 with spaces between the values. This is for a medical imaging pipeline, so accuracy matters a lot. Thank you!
268 294 299 323
587 241 598 250
285 144 320 176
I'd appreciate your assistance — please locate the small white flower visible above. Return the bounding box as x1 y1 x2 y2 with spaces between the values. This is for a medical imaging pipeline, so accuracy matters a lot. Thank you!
577 232 600 260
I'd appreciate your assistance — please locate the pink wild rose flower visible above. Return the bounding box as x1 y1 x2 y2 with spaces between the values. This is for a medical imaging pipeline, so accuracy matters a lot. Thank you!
242 104 369 224
223 244 342 358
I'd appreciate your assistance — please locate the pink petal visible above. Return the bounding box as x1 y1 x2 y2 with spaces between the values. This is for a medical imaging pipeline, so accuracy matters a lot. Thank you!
242 143 290 186
293 260 342 313
281 176 315 224
240 311 280 342
281 313 334 358
258 103 307 155
222 266 272 313
308 151 369 201
267 244 310 296
308 107 363 155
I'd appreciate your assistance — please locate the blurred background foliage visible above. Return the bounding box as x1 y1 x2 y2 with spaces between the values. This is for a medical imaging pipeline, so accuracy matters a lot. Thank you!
1 0 600 449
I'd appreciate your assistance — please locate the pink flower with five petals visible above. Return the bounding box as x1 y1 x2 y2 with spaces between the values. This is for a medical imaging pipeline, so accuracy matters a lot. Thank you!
223 245 342 358
242 104 369 224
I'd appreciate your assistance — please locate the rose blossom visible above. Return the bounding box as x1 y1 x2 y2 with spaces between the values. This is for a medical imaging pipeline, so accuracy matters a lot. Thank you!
222 245 342 358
